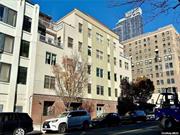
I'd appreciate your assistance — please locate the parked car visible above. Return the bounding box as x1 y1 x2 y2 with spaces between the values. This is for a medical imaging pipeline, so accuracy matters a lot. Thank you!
0 112 33 135
121 110 146 124
91 113 121 128
42 110 91 133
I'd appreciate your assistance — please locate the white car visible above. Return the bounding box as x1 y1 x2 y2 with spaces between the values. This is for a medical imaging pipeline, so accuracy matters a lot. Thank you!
42 110 91 133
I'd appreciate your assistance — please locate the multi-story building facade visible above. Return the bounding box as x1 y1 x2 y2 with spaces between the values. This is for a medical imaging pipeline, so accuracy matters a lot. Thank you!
31 9 132 124
0 0 39 112
113 8 143 42
0 0 132 125
122 25 180 103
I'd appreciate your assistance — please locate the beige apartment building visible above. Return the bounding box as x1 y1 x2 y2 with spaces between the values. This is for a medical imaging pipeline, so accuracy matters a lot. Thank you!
31 9 132 124
0 0 132 125
122 25 180 103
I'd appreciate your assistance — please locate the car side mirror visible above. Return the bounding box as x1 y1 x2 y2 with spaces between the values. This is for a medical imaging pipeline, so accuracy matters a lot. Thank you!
68 115 72 118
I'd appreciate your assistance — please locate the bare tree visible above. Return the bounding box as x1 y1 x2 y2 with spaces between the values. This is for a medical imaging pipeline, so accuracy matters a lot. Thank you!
109 0 180 24
52 54 88 110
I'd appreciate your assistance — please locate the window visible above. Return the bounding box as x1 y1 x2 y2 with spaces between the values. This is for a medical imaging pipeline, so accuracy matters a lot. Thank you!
17 66 27 84
115 89 118 97
0 5 4 20
20 40 29 57
96 33 103 43
87 65 91 74
169 62 173 68
108 87 111 96
161 80 164 85
96 68 103 78
120 75 122 81
96 85 104 95
88 46 91 56
157 80 160 85
170 70 174 76
0 63 11 82
88 83 91 94
108 71 111 80
43 101 54 116
78 41 82 52
125 62 129 70
0 32 14 53
78 23 83 33
107 55 110 63
96 50 103 60
44 75 55 89
114 73 117 81
114 57 116 65
119 60 122 67
23 16 32 32
88 28 92 38
167 79 171 84
57 36 61 46
45 52 56 65
68 37 73 48
0 5 17 27
171 78 175 84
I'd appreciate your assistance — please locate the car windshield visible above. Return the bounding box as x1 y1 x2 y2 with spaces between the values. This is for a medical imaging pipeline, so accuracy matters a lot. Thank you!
98 113 108 118
57 112 68 118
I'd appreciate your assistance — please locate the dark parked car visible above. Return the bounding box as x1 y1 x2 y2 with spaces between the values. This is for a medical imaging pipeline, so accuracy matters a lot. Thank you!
0 112 33 135
121 110 146 124
91 113 121 127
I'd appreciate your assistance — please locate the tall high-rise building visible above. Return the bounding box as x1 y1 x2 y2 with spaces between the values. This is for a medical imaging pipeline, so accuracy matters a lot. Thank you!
122 25 180 103
113 8 143 42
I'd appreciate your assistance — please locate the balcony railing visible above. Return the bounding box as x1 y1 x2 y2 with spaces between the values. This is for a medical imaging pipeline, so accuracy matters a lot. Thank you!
39 34 63 49
39 19 63 31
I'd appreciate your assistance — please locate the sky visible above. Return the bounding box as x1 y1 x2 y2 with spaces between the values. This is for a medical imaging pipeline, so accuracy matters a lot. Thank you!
32 0 180 33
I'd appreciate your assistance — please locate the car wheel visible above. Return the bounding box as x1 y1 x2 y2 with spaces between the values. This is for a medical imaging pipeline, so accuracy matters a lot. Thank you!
83 121 89 130
13 128 25 135
160 117 174 129
58 123 67 133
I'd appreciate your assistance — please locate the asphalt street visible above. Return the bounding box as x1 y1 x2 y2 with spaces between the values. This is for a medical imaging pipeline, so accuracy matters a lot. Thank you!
43 121 176 135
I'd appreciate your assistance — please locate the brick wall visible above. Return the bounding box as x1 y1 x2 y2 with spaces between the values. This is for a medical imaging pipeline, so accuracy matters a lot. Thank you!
31 94 117 124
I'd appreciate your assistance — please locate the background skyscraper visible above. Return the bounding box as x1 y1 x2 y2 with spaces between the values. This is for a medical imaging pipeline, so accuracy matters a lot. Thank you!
113 7 143 42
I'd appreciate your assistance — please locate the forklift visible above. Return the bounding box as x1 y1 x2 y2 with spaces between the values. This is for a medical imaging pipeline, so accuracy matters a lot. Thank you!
155 88 180 130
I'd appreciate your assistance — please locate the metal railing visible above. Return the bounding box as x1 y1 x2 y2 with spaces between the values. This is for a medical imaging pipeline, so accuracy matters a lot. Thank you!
39 34 63 49
39 19 64 31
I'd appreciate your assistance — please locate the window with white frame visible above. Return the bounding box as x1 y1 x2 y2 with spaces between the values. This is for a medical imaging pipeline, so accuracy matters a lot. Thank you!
78 23 83 33
45 52 56 65
96 33 103 43
0 62 11 82
68 37 73 48
96 68 103 78
0 32 14 53
96 85 104 95
44 75 55 89
0 4 17 27
96 49 103 60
